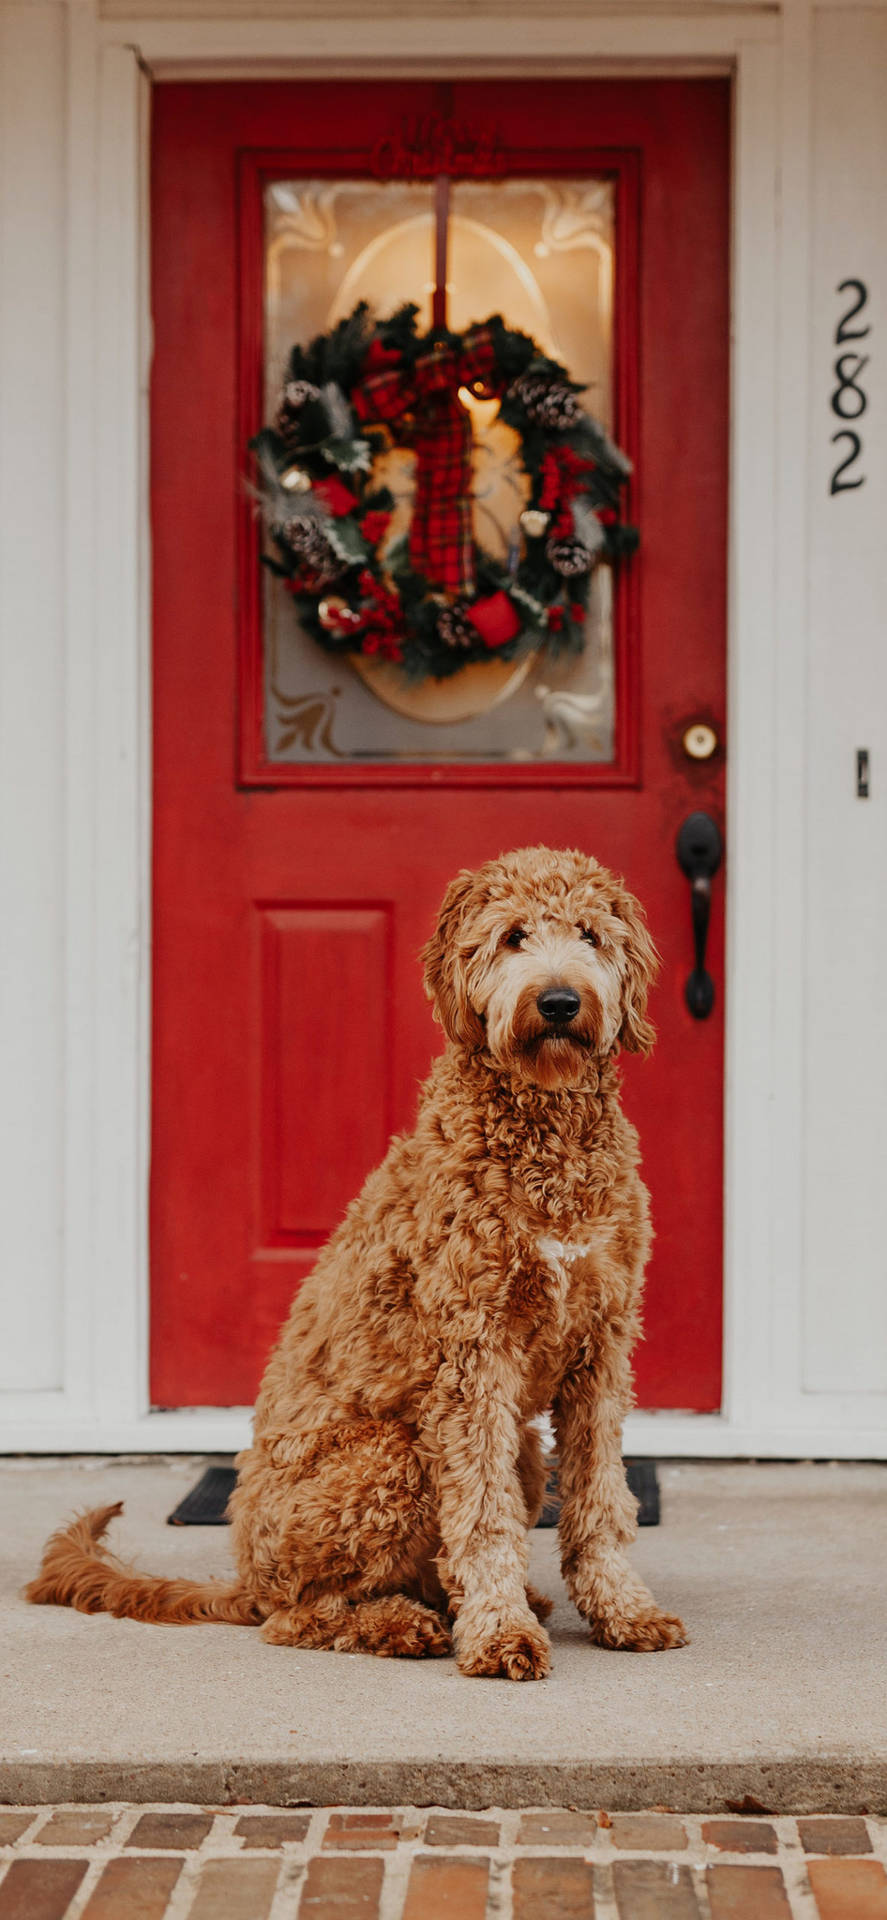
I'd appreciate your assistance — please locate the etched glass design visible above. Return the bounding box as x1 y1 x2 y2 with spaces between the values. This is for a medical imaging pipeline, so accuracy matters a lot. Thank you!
261 176 616 765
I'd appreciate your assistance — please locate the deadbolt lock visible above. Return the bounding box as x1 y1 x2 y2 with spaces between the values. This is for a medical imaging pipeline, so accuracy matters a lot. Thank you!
682 721 719 761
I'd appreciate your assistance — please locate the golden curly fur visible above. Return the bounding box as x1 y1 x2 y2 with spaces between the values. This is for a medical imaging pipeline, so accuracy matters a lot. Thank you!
27 845 687 1679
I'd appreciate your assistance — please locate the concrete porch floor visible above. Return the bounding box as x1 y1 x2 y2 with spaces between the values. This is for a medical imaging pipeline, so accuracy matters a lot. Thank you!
1 1457 884 1812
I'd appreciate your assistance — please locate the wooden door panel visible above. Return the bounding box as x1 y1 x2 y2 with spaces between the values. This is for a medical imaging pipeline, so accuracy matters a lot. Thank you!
258 904 394 1240
150 78 728 1411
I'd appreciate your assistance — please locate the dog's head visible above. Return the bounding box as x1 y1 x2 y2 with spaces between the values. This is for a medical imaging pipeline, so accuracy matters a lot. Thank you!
421 846 658 1090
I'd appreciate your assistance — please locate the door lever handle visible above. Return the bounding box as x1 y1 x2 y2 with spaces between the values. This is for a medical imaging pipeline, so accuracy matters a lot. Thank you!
676 812 723 1019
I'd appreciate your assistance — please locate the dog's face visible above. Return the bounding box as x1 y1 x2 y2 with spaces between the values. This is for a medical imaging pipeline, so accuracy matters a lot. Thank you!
422 846 658 1090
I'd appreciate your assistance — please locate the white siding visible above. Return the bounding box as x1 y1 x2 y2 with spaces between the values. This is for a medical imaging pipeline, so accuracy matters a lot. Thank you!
0 3 67 1390
803 8 887 1394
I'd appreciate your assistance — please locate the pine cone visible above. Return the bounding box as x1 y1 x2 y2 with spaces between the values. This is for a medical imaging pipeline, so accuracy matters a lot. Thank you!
276 379 321 449
509 372 582 430
280 514 342 582
545 535 592 577
436 601 477 649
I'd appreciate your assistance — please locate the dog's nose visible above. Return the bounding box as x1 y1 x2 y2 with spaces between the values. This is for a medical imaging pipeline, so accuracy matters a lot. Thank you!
536 986 581 1024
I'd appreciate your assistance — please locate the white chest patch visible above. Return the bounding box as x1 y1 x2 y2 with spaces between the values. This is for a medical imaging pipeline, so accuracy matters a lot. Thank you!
537 1235 594 1269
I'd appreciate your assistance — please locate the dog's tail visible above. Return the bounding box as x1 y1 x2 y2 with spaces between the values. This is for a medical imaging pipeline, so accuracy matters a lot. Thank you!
25 1503 261 1626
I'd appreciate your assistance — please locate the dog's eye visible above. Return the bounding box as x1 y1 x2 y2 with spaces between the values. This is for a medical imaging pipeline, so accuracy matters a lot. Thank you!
503 926 527 950
579 927 600 947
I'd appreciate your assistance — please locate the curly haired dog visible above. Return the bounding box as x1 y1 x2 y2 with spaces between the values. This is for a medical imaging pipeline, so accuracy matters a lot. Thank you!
28 845 687 1680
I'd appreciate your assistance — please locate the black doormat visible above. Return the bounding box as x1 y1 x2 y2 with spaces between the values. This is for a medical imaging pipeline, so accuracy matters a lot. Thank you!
538 1458 660 1528
168 1465 238 1526
167 1458 660 1528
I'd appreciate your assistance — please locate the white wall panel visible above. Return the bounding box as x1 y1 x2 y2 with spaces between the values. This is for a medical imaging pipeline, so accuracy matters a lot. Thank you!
0 3 67 1390
803 10 887 1393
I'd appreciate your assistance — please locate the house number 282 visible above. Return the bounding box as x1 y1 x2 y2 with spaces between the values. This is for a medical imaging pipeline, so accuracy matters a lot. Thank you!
830 279 869 494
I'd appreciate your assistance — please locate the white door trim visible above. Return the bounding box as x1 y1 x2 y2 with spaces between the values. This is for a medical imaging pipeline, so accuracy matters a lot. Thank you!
3 1 885 1456
4 1408 887 1460
100 10 778 79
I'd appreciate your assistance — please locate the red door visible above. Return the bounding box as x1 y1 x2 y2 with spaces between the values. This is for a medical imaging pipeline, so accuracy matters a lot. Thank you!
150 79 728 1410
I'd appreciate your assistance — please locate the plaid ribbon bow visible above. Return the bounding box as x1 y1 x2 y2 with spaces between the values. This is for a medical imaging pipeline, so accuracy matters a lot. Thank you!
353 327 502 595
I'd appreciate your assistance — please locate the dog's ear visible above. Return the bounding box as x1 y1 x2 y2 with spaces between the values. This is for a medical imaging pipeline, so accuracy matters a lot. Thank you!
420 869 485 1048
613 884 659 1055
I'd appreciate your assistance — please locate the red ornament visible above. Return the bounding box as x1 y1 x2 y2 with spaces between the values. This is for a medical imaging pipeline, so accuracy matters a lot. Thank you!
312 476 359 517
547 605 565 633
467 591 521 650
570 603 586 622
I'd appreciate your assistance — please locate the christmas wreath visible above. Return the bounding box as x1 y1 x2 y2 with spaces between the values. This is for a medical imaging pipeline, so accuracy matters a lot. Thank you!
251 302 636 683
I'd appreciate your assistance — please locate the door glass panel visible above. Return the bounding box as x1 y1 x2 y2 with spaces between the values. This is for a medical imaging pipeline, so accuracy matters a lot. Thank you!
262 176 616 766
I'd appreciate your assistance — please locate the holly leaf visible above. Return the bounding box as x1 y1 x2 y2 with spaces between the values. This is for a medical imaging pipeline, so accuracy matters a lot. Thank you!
324 515 368 565
321 436 373 473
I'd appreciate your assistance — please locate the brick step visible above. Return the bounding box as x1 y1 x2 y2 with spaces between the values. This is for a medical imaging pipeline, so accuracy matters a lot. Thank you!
2 1805 886 1919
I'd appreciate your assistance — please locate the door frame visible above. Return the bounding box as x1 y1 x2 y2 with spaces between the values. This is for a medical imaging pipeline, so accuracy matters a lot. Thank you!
6 2 885 1454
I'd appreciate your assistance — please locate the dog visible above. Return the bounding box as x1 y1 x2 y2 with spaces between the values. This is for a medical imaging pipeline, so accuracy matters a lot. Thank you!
28 845 687 1680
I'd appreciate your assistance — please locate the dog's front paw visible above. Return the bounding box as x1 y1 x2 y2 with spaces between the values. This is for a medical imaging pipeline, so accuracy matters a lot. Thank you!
589 1606 688 1652
456 1606 552 1681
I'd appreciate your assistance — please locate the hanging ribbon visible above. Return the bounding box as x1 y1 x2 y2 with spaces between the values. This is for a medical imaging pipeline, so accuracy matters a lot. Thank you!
352 326 503 595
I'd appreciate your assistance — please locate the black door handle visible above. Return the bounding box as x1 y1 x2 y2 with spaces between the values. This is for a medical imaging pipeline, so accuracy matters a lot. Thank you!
676 812 723 1019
